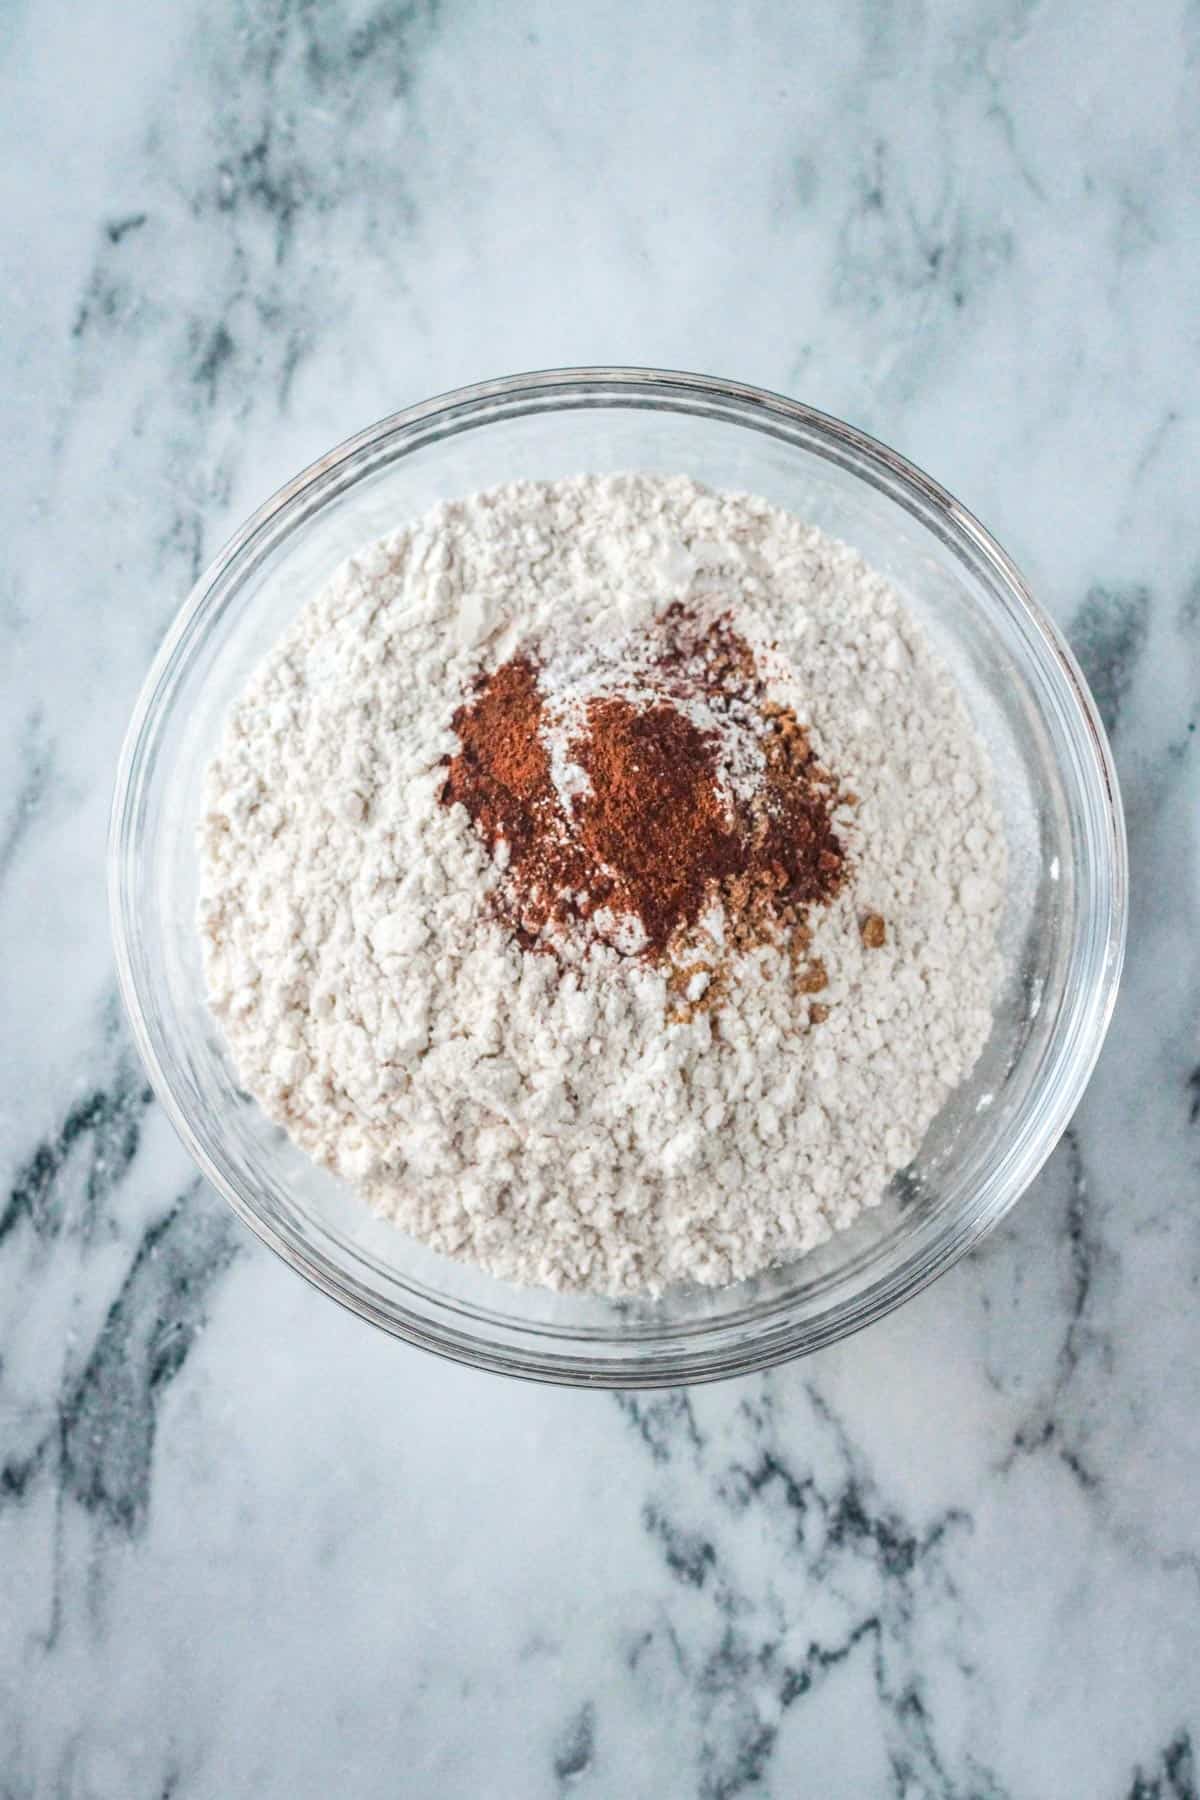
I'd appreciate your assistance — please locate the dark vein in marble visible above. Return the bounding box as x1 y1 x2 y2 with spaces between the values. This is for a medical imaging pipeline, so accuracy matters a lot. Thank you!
57 0 448 638
105 211 148 245
59 2 446 605
1069 583 1151 738
625 1381 984 1798
835 137 1013 324
1 1187 238 1536
983 95 1047 203
60 1191 238 1532
71 234 152 341
696 1617 889 1800
303 0 443 93
613 1390 704 1465
778 1614 880 1708
643 1502 718 1590
1058 1127 1097 1385
828 1476 964 1575
189 319 236 406
0 1064 154 1248
157 504 208 589
1132 409 1181 485
213 126 309 265
723 1444 814 1520
553 1700 595 1785
254 296 311 410
56 0 445 594
1128 1729 1197 1800
199 0 442 262
884 1679 996 1800
0 710 52 887
806 1382 973 1571
1006 1128 1104 1492
697 1674 779 1799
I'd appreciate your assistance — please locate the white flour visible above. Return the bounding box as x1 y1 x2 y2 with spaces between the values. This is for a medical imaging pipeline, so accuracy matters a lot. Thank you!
200 475 1005 1295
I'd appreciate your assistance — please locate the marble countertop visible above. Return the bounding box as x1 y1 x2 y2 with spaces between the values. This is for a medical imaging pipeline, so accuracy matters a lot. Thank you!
3 2 1197 1794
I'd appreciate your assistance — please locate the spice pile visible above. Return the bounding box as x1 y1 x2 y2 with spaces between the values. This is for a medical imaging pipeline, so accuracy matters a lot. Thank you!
200 474 1006 1295
441 605 847 1007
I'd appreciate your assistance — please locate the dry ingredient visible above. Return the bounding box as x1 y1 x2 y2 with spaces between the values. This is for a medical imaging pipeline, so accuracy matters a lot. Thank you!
200 475 1006 1295
441 606 846 977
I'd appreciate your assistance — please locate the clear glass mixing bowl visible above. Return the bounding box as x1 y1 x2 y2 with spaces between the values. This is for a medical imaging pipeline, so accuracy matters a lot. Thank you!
110 369 1126 1385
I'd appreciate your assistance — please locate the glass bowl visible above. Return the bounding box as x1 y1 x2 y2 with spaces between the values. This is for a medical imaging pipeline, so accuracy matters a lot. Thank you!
109 368 1126 1386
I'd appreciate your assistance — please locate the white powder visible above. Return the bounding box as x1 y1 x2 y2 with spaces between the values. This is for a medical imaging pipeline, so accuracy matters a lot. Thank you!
199 475 1005 1296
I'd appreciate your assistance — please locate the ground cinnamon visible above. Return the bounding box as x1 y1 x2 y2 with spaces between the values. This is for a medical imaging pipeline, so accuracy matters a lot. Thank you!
440 608 847 968
570 696 742 953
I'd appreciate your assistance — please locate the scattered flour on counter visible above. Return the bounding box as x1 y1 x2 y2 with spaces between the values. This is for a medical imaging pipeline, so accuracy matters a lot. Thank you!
199 475 1006 1295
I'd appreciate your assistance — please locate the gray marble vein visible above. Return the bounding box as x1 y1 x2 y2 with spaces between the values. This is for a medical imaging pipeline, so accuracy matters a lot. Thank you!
2 0 1198 1794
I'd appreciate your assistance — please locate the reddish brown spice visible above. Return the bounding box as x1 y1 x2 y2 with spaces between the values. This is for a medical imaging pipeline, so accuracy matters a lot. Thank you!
440 657 555 870
569 697 743 953
440 610 847 963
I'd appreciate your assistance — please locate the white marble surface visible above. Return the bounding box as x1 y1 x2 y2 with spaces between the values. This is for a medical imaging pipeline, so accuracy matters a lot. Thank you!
3 1 1198 1793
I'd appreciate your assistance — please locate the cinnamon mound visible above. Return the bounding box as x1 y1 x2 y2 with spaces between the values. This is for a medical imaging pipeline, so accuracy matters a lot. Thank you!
441 608 846 961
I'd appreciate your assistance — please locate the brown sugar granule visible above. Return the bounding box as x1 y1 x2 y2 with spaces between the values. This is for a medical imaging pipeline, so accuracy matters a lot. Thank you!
440 608 848 968
666 960 726 1027
810 1002 830 1025
861 912 887 949
795 957 829 995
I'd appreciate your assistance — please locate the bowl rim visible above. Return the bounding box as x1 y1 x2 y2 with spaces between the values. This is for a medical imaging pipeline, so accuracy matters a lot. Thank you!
109 365 1128 1386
